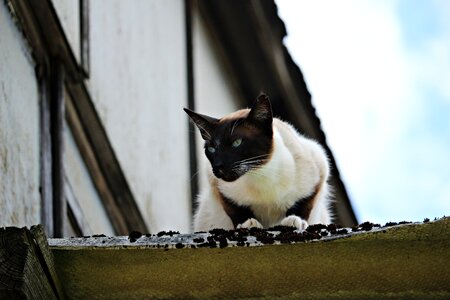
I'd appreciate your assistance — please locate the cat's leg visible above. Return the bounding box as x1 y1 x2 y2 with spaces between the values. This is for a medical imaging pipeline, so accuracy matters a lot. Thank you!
194 189 234 232
219 192 263 229
281 182 326 231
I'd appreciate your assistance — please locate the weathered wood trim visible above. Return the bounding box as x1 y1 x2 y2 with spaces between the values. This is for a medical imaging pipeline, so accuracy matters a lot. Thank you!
0 226 64 299
63 84 147 233
79 0 90 77
51 60 66 238
39 75 54 237
185 0 199 215
65 97 136 234
49 219 450 299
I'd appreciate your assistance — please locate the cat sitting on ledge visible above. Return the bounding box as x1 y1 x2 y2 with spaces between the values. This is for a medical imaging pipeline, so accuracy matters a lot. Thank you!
184 94 331 232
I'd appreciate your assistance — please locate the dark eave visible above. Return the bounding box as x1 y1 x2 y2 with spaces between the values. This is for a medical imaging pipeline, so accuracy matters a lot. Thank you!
198 0 357 226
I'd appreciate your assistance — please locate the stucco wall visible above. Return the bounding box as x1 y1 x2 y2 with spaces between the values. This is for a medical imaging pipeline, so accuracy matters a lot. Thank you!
87 1 191 233
0 3 41 227
192 9 242 193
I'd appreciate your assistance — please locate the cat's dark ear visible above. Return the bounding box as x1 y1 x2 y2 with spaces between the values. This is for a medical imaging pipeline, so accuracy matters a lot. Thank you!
247 93 273 131
184 108 219 140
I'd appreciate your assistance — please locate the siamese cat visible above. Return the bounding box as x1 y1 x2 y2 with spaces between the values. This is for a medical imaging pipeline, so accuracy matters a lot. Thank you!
184 94 331 232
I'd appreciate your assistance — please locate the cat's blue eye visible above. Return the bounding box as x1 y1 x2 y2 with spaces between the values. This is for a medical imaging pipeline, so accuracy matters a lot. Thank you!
232 138 242 148
207 146 215 153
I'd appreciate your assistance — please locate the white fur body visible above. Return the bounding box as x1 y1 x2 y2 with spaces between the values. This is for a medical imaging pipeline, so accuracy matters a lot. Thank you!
193 116 331 232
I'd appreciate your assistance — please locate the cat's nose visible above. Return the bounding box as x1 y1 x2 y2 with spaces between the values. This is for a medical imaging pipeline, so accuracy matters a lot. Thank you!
213 163 225 176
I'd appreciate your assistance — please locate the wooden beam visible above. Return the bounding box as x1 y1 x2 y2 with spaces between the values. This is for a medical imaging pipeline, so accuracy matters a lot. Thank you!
39 75 54 237
79 0 90 77
0 225 64 299
29 225 66 299
49 219 450 299
51 60 66 238
64 81 148 234
185 0 198 215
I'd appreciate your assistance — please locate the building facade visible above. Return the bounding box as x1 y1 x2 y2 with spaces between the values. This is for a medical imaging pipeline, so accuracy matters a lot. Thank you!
0 0 356 237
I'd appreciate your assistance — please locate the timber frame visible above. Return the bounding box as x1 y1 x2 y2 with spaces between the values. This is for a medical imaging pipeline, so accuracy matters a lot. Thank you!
7 0 147 236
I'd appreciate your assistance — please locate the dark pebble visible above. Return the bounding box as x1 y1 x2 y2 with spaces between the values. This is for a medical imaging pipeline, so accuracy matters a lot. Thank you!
193 237 205 243
336 228 348 235
351 226 360 232
128 231 142 242
157 230 180 237
237 241 245 247
398 221 412 225
209 228 227 235
359 222 373 231
219 239 228 248
385 222 398 227
92 234 107 238
267 225 296 232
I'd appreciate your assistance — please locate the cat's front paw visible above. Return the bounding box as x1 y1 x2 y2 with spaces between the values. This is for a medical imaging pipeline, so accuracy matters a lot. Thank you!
237 218 263 229
281 215 308 231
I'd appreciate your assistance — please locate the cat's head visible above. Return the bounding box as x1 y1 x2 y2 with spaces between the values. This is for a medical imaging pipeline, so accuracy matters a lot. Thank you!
184 94 273 182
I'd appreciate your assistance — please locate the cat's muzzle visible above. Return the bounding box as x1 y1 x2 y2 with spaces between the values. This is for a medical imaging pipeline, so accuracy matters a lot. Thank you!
213 167 240 182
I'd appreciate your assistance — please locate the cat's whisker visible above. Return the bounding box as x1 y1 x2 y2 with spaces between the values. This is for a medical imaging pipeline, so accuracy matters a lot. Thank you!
239 159 269 166
233 161 268 171
240 156 270 162
234 154 270 164
237 159 268 165
234 154 270 163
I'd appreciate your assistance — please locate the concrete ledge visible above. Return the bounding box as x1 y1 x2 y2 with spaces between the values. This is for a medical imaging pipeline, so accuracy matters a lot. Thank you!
50 218 450 299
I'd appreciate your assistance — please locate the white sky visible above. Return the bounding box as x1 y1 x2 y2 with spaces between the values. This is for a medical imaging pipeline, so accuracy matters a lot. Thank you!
276 0 450 223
